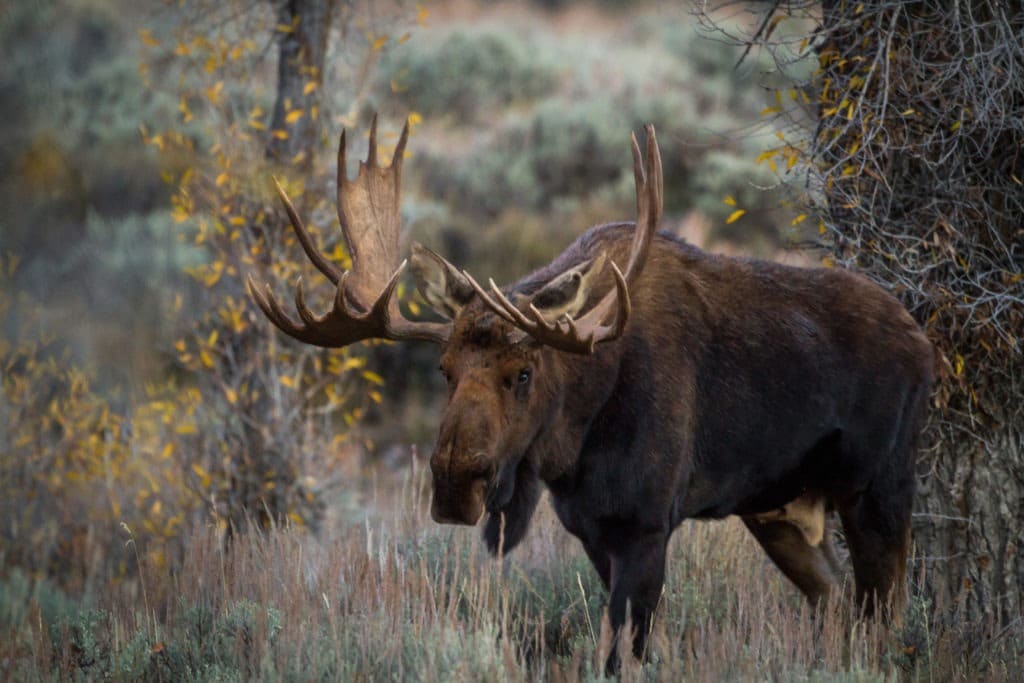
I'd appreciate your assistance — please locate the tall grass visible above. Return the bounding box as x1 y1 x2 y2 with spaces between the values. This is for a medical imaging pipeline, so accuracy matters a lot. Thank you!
2 456 1020 681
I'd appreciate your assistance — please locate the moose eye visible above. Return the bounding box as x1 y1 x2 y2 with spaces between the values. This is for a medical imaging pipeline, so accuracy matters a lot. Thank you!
517 368 532 385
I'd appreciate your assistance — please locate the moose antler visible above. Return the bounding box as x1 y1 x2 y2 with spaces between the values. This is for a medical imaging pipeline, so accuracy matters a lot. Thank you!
247 116 449 347
463 124 663 354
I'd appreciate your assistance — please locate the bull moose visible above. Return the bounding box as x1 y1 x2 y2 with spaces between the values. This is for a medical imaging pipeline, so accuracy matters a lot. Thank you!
248 116 934 669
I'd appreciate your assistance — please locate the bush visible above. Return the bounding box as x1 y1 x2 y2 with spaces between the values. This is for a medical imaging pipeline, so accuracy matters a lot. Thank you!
380 28 559 123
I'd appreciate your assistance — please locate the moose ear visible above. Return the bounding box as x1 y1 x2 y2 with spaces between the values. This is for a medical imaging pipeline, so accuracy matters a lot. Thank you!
529 252 608 324
409 242 476 320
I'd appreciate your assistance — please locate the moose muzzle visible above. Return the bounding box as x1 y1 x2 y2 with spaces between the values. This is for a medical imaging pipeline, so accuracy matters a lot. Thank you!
429 458 488 525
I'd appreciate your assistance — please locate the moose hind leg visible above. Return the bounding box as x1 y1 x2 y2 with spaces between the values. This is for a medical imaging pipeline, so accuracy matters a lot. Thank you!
743 515 839 605
837 479 913 622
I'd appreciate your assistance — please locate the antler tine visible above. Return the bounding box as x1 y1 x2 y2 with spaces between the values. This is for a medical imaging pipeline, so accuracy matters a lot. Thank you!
487 279 535 328
459 270 518 325
622 123 660 281
366 113 379 168
273 177 344 285
246 275 307 340
393 118 410 168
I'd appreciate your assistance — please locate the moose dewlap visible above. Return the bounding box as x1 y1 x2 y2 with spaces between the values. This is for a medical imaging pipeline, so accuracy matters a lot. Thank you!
248 115 934 672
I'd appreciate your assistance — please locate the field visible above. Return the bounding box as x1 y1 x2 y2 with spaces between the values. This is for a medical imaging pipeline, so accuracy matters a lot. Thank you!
5 458 1022 681
2 0 1022 680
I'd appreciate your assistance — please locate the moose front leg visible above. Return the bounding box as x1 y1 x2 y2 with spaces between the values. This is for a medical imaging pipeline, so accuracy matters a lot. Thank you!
605 530 668 674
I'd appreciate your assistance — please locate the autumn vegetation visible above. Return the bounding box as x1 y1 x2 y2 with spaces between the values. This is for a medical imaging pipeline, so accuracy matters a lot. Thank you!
1 0 1020 680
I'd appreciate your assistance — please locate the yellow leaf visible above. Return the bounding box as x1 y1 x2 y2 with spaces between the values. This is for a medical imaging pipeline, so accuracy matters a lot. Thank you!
369 390 382 404
791 214 807 225
302 81 317 96
408 112 423 126
723 195 736 206
340 357 366 372
280 376 296 389
725 209 746 224
215 172 229 187
138 29 160 48
161 443 175 460
191 463 211 488
272 129 289 140
371 35 388 51
760 106 780 116
361 370 385 386
179 97 193 123
225 388 237 405
205 81 224 105
285 109 304 124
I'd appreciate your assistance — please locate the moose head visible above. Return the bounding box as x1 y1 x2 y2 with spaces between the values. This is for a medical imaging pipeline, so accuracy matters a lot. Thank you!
248 115 662 533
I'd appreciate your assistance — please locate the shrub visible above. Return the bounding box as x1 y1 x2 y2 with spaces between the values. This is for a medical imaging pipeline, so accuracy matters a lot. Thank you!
380 28 559 123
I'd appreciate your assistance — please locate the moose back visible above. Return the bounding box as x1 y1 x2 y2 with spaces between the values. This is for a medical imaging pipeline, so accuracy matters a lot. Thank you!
248 117 934 669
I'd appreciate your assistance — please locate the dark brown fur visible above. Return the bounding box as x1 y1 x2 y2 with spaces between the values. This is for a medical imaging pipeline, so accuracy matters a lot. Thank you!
427 222 934 670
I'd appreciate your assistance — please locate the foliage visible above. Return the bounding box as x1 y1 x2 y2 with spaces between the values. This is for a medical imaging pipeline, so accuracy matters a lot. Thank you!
380 27 559 123
698 0 1023 623
136 2 406 534
0 254 200 588
0 0 406 589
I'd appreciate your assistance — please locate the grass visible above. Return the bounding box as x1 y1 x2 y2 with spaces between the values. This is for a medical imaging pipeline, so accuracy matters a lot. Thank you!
2 457 1020 682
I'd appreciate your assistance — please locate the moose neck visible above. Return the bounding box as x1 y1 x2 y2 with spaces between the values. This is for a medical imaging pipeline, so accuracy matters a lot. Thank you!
529 343 626 485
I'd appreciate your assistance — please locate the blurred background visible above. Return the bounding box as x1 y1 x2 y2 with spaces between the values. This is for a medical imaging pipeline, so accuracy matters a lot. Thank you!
0 0 810 588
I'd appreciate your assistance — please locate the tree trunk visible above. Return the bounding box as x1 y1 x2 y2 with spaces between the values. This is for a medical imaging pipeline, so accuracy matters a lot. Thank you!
266 0 338 169
914 402 1024 624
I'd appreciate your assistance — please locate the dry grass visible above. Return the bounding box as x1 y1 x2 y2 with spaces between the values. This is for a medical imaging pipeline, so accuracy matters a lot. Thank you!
2 454 1022 682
